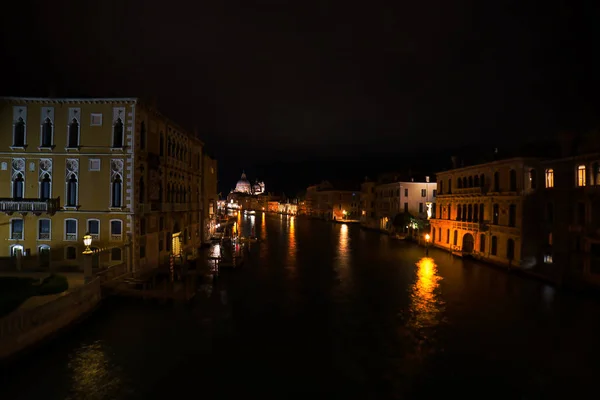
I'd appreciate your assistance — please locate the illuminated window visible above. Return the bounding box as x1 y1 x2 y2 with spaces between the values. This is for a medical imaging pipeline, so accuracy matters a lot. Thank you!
544 254 553 264
545 169 554 188
529 169 537 189
577 165 586 187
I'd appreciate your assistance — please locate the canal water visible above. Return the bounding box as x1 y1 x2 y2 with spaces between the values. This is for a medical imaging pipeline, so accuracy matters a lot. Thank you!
2 212 600 399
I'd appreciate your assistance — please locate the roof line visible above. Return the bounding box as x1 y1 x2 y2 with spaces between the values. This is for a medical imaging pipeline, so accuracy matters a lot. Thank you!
2 97 139 102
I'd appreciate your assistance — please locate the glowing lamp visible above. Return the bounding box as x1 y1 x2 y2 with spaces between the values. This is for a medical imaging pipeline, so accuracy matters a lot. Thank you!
425 233 430 242
82 233 93 254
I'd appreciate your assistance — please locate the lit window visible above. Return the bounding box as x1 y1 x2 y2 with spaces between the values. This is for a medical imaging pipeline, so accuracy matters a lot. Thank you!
577 165 586 187
545 168 554 188
544 254 553 264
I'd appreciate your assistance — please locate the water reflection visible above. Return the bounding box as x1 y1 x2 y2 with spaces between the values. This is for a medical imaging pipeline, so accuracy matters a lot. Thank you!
287 216 296 268
335 224 351 289
260 212 266 240
408 257 444 331
67 341 126 399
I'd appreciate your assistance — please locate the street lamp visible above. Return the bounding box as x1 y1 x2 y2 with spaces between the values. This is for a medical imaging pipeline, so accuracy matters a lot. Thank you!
425 233 430 256
82 232 93 254
342 210 347 220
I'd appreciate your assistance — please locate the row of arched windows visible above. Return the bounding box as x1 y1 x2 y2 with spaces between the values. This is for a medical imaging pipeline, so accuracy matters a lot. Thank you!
434 227 516 260
454 203 485 223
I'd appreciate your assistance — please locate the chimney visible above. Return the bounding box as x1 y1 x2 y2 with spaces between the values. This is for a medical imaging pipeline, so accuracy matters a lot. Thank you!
425 176 430 183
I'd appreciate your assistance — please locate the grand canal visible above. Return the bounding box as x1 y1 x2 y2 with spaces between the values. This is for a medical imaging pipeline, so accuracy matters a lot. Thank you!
2 212 600 399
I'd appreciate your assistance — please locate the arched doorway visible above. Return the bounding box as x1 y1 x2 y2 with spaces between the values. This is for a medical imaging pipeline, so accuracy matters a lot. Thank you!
462 233 474 253
39 245 51 268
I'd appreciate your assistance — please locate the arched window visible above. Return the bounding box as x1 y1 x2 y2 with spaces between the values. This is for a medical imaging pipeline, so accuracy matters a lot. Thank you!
448 178 452 194
458 178 463 189
40 173 51 200
480 174 485 187
68 119 79 148
457 204 462 220
12 173 24 199
577 165 586 187
474 175 479 187
140 121 146 150
479 234 486 253
41 118 53 147
473 203 479 222
447 203 452 220
462 204 467 221
545 168 554 188
492 204 499 225
491 236 498 255
467 204 473 221
509 169 517 191
432 228 436 242
13 117 26 147
529 169 537 189
462 177 467 188
66 174 78 206
160 132 164 156
112 175 122 207
453 230 458 246
446 229 450 244
493 171 500 192
507 238 515 260
113 118 124 148
479 204 484 222
139 177 145 204
509 204 517 227
39 245 51 267
468 176 473 188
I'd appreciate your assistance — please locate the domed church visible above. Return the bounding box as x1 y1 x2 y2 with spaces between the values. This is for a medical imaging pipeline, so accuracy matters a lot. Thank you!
232 171 266 195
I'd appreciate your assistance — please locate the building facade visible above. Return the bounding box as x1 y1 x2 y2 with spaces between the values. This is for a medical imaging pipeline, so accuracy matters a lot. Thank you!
306 181 359 220
360 177 437 232
539 152 600 286
431 158 542 268
1 97 204 272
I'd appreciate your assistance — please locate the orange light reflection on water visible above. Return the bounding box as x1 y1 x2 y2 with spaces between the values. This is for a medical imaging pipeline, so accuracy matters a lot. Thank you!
287 216 297 268
408 257 444 330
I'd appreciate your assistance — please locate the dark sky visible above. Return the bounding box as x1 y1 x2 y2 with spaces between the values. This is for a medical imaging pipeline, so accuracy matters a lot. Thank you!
2 1 599 195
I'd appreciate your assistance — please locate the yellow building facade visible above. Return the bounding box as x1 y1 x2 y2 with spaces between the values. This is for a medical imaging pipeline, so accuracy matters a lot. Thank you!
431 158 542 268
0 97 204 272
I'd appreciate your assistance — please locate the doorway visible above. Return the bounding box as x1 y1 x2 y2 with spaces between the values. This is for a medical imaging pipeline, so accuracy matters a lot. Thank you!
462 233 474 253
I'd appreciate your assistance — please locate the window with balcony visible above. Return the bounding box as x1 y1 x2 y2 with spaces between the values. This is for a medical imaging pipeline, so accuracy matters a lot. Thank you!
40 173 51 200
38 219 51 240
110 219 123 241
87 219 100 240
112 118 124 148
13 117 26 147
479 234 486 253
509 204 517 227
66 175 78 207
65 219 78 241
10 218 23 240
577 165 586 187
507 238 515 260
545 168 554 188
41 118 53 147
493 171 500 192
491 236 498 255
421 189 426 197
529 169 537 189
12 173 24 199
493 204 499 225
111 175 122 208
68 119 80 148
111 247 122 261
509 169 517 192
65 246 77 260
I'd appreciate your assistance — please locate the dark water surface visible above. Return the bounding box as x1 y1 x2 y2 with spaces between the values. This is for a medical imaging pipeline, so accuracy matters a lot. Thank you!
2 212 600 399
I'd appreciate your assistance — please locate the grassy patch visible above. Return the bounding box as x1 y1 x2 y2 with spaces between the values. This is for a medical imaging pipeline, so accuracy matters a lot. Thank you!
0 274 69 317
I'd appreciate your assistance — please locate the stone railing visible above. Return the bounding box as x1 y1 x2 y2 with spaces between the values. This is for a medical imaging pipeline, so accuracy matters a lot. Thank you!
0 198 60 215
0 279 102 359
95 262 128 284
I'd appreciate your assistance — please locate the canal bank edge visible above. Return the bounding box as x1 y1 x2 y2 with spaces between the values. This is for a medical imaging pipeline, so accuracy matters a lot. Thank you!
0 278 102 363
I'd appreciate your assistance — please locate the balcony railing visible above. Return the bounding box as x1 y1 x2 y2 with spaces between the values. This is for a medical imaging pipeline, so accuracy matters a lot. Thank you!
111 234 123 241
38 232 51 240
0 197 60 215
65 233 77 241
11 232 23 240
454 187 484 195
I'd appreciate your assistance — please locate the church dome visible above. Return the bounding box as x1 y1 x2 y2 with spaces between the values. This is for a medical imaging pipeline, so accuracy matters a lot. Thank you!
235 172 252 194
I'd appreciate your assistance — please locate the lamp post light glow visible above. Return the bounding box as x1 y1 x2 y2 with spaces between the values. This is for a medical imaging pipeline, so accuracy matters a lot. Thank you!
425 233 430 256
82 233 93 254
425 233 430 242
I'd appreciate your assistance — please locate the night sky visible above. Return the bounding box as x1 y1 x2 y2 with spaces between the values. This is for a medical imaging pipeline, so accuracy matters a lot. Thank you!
2 1 599 195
